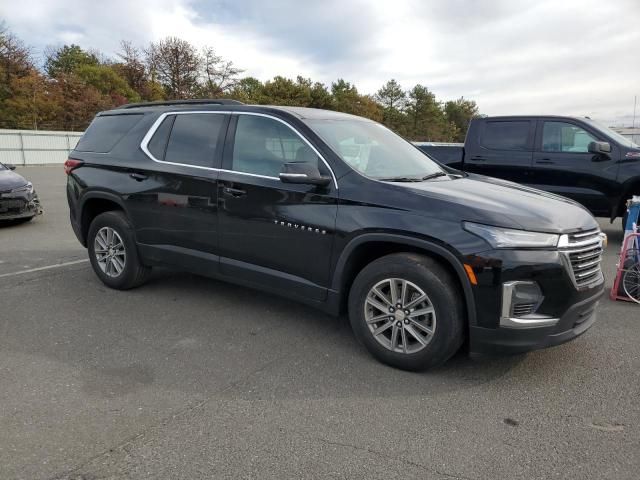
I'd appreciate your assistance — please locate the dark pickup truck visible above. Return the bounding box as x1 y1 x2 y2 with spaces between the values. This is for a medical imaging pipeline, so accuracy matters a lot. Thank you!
416 116 640 223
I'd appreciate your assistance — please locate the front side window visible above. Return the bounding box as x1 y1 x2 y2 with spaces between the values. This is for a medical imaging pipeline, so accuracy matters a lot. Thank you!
542 121 597 153
481 121 530 151
232 115 318 177
161 113 225 167
307 119 443 180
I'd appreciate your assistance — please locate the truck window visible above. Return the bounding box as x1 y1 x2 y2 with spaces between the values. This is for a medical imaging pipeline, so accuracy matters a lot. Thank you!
481 121 530 151
542 122 597 153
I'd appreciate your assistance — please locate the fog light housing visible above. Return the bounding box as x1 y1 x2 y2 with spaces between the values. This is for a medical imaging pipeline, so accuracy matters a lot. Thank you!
500 281 559 329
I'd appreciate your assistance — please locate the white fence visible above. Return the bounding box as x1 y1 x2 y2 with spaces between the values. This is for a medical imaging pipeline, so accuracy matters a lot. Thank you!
0 129 84 166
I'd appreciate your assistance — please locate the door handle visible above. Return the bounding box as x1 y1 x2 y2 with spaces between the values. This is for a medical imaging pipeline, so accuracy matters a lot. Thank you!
535 159 554 165
129 172 148 181
223 186 247 197
470 156 486 161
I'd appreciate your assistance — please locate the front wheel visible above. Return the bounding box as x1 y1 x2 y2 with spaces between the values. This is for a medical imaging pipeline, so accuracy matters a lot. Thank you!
348 253 465 371
87 211 150 290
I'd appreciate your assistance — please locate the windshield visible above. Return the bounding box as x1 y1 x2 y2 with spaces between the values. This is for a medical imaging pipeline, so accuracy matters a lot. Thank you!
583 118 639 148
307 119 444 180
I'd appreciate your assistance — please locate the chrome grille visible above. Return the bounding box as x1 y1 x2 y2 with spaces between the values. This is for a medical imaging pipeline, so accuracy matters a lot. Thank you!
559 228 604 288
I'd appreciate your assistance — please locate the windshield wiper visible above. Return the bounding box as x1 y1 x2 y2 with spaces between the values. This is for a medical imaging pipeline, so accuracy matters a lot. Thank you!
378 171 448 182
377 177 424 182
420 171 448 181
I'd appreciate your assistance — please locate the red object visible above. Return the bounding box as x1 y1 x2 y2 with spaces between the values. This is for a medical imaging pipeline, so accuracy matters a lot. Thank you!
610 232 640 302
64 158 83 175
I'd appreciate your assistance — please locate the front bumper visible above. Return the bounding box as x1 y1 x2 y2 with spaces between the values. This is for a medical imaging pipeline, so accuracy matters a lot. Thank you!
469 287 602 355
464 247 604 355
0 189 42 220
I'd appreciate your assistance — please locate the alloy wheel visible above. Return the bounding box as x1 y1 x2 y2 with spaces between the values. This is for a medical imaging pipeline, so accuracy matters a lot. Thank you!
364 278 437 354
94 226 126 278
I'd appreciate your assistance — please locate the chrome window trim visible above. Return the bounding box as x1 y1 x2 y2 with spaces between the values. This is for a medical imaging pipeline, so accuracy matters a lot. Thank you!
139 110 338 189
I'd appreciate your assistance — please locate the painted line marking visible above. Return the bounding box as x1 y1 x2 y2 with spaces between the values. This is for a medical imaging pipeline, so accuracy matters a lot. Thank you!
0 259 89 278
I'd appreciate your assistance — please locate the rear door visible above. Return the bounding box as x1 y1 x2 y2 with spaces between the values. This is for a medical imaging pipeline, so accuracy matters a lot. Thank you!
126 111 229 254
531 119 619 215
465 119 535 185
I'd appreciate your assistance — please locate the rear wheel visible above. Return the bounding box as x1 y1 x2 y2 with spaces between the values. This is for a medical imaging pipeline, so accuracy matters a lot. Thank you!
348 253 465 371
87 211 150 290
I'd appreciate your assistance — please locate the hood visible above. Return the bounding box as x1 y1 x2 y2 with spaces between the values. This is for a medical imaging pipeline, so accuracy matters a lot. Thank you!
0 168 28 192
401 173 598 234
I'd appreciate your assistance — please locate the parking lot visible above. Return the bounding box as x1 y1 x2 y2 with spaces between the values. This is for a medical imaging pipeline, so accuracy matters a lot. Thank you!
1 166 638 479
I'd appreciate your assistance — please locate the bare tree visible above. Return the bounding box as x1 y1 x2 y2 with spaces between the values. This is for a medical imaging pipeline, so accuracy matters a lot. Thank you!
0 22 33 82
145 37 200 99
116 41 147 95
200 47 243 97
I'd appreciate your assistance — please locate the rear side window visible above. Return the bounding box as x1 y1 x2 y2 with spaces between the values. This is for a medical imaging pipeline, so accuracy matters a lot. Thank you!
163 114 226 167
147 115 175 160
481 121 530 151
75 114 143 153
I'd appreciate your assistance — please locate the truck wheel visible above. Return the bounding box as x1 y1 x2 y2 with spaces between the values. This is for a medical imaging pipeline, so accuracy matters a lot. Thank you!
348 253 465 371
87 211 150 290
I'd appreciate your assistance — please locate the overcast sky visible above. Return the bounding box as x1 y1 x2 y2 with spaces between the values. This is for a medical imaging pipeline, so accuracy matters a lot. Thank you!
2 0 638 125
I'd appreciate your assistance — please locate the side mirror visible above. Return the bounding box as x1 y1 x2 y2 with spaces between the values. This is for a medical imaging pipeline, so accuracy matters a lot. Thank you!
6 164 16 170
588 141 611 155
279 162 331 187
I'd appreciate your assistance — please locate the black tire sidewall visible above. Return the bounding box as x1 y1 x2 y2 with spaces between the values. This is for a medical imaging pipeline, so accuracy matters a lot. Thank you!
348 254 464 371
87 211 143 290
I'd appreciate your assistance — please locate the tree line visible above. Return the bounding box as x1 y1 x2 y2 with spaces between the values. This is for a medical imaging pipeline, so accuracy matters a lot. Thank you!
0 22 479 140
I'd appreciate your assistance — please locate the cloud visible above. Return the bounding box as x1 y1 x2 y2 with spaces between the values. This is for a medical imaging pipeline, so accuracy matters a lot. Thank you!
1 0 638 125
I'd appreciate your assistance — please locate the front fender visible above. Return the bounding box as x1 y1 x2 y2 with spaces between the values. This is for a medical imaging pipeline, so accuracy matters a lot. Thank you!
331 232 477 326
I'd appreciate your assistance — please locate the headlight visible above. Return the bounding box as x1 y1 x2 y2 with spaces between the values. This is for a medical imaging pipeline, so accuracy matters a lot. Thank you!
463 222 559 249
11 182 33 194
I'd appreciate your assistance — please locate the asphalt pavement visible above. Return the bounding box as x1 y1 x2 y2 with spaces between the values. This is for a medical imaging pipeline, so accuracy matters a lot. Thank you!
1 166 638 480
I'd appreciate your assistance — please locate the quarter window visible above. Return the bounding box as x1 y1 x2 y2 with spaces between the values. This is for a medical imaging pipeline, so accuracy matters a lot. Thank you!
232 115 318 177
162 114 226 167
76 114 143 153
542 122 597 153
481 121 531 151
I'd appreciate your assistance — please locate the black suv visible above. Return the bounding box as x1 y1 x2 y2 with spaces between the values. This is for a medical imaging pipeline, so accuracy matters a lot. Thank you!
66 99 605 371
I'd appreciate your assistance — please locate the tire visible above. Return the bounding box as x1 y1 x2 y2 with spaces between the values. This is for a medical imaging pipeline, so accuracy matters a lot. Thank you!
87 211 150 290
348 253 465 371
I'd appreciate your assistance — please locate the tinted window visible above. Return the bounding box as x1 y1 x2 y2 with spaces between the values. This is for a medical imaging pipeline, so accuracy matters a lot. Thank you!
542 121 597 153
164 114 226 167
147 115 175 160
233 115 318 177
481 121 530 150
75 114 143 153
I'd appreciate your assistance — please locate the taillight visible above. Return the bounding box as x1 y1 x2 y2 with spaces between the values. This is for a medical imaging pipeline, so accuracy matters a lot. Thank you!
64 158 84 175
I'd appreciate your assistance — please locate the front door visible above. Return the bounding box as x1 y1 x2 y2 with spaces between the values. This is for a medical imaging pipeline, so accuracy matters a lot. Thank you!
217 113 338 301
531 119 620 216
